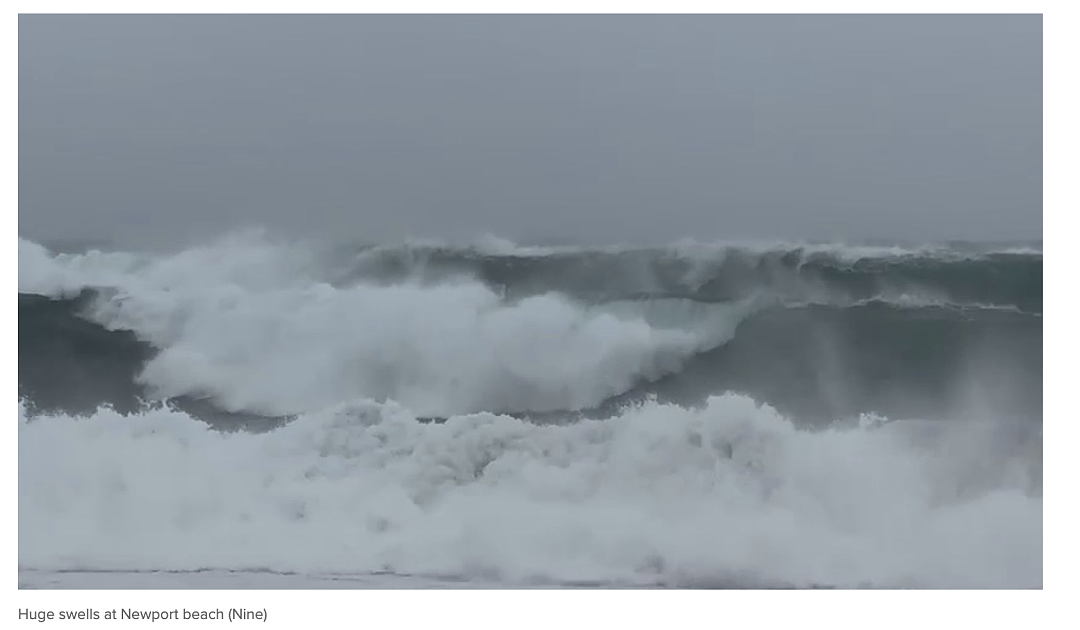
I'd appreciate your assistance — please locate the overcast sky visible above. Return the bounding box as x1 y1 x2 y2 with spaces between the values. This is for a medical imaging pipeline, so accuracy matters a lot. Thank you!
19 14 1041 248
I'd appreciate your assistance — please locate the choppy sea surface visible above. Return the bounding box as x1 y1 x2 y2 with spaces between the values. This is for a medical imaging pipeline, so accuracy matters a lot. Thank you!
18 234 1042 588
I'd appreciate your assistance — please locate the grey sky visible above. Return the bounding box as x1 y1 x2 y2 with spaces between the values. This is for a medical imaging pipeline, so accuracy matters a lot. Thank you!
19 14 1041 248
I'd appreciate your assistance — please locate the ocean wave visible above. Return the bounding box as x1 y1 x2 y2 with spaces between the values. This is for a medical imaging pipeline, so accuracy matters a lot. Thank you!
17 395 1041 588
17 233 1043 588
18 286 749 418
23 234 1042 311
20 287 1041 425
334 238 1043 313
18 232 1041 422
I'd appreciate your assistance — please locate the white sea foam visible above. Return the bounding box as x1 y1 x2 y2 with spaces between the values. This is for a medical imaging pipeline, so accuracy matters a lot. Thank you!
18 396 1041 588
18 235 748 416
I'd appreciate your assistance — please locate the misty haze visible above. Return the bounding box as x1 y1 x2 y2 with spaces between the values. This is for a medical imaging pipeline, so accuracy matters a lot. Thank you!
19 14 1040 248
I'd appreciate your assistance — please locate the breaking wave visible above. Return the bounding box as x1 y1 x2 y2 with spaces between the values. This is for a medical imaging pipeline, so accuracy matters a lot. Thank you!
18 395 1041 588
18 234 1042 587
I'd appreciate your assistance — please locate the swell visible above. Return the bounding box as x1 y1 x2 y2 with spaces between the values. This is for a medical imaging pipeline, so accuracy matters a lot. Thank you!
21 237 1043 316
609 301 1042 425
19 291 150 415
19 289 1042 428
18 291 287 430
334 245 1043 314
17 238 1044 588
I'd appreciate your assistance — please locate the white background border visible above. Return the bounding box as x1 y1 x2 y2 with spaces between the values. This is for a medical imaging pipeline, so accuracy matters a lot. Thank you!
7 3 1072 628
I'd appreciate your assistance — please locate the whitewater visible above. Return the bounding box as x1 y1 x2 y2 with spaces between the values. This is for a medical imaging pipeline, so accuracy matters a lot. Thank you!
17 233 1042 588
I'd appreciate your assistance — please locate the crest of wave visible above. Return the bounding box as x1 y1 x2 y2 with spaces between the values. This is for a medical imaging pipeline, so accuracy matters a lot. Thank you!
18 395 1041 587
18 233 747 416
